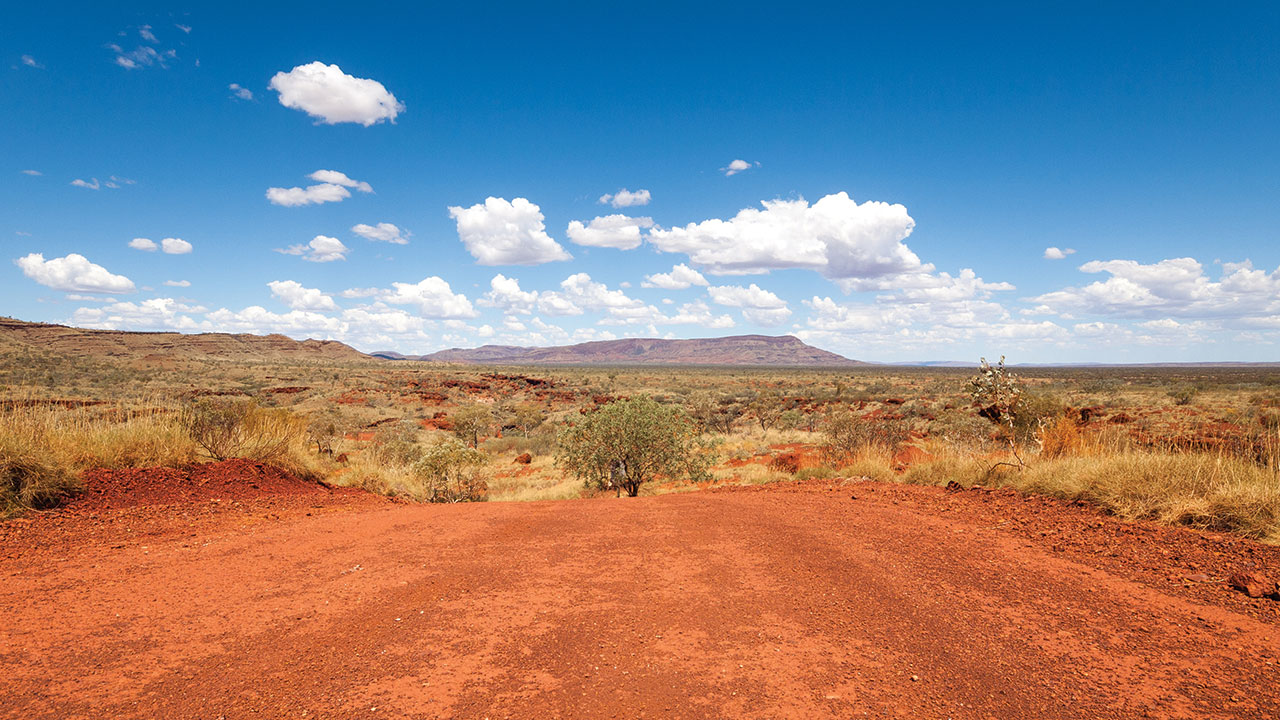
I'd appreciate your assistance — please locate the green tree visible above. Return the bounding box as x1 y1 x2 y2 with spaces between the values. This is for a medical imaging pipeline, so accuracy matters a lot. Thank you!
450 404 494 448
557 396 713 497
687 391 745 434
749 391 784 432
509 402 547 438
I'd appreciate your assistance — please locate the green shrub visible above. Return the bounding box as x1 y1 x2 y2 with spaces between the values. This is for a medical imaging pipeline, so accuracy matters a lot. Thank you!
557 396 714 497
412 439 489 503
181 398 308 464
820 406 908 465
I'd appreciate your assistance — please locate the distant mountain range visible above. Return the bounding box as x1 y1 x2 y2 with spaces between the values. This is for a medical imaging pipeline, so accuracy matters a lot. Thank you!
5 318 1273 368
375 334 865 367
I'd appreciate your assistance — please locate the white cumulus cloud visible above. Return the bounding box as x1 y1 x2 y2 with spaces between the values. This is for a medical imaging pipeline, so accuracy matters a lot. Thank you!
379 277 478 318
308 169 372 192
161 237 192 254
642 263 709 289
72 298 203 331
276 235 349 263
565 214 654 250
478 274 539 314
598 188 651 208
352 222 408 244
268 280 339 311
707 283 792 326
647 192 920 286
266 170 370 207
1044 247 1076 260
269 62 404 126
164 279 191 287
266 184 349 207
129 237 158 251
448 197 572 265
203 306 344 336
537 273 642 317
1028 257 1280 320
14 253 135 294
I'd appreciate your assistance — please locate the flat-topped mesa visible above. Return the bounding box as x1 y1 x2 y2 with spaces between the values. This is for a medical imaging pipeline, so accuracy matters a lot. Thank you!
0 317 368 362
393 334 864 367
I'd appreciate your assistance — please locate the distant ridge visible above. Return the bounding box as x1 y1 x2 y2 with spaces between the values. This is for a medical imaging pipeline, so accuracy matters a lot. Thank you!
378 334 865 367
0 317 369 362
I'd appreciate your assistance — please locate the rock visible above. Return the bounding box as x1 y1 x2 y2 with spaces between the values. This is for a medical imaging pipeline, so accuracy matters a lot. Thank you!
945 480 964 493
892 446 934 470
514 453 533 465
1229 570 1272 598
1184 573 1212 583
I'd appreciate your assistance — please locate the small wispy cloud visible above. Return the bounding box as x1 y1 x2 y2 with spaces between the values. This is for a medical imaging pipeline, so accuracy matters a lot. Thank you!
73 175 134 190
721 159 759 176
1044 247 1077 260
174 24 192 34
20 55 44 69
228 83 254 101
21 169 41 176
108 32 177 70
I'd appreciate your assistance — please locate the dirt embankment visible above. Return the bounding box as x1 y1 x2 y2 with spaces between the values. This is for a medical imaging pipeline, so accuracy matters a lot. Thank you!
2 478 1279 719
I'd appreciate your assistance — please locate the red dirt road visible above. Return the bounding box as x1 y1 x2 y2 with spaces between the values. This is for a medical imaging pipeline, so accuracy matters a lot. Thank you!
3 482 1280 719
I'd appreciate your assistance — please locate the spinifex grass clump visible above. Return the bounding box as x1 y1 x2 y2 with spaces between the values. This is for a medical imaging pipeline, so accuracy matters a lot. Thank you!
0 399 196 516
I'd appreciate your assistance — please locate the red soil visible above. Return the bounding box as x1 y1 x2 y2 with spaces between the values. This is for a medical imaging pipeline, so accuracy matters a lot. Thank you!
2 479 1279 718
75 459 336 511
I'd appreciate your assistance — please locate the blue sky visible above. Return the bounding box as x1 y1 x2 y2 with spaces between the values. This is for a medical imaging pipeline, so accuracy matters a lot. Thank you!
3 2 1279 362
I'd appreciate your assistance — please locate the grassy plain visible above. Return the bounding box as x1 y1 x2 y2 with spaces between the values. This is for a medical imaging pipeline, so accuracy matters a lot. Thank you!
2 342 1278 541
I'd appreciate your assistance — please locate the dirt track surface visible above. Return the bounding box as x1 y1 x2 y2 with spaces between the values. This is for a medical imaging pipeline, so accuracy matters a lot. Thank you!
3 481 1280 719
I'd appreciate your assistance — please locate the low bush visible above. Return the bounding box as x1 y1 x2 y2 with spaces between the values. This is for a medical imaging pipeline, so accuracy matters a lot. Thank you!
412 439 489 503
820 407 909 465
182 398 308 464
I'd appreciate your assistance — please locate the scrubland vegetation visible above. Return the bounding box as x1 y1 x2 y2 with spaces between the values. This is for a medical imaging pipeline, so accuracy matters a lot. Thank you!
2 344 1279 542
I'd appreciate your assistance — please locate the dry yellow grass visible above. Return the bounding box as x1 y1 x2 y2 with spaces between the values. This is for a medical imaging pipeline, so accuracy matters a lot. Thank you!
843 440 1280 543
1000 452 1280 543
0 401 196 515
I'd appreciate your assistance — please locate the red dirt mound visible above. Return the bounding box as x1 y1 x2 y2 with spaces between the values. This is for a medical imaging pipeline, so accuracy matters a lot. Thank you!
74 459 335 511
